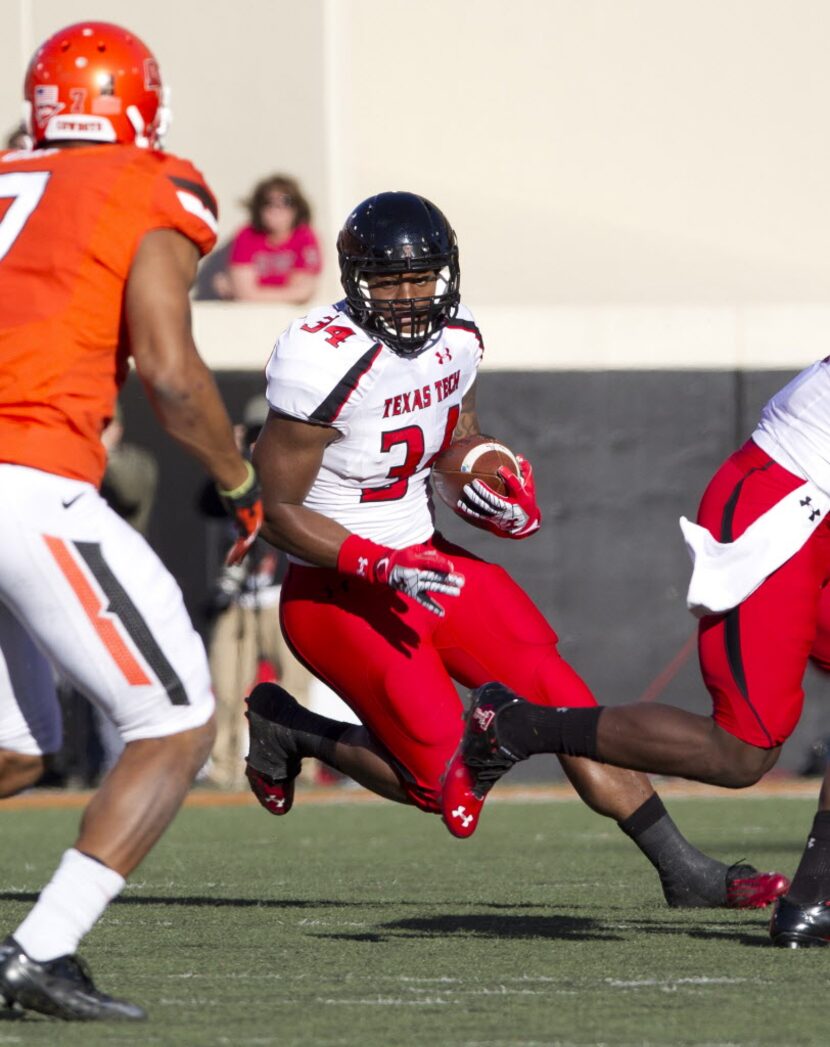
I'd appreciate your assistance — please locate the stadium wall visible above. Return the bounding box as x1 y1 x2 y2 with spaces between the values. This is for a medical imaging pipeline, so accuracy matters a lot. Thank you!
5 2 830 310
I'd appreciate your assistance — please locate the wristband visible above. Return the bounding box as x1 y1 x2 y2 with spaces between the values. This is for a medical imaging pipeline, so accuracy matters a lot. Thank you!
336 534 388 580
217 459 256 500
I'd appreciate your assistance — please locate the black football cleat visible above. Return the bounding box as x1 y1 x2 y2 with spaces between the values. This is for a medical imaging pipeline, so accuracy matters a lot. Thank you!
0 936 146 1020
0 938 15 1011
441 682 526 838
245 683 303 816
770 896 830 947
725 863 790 909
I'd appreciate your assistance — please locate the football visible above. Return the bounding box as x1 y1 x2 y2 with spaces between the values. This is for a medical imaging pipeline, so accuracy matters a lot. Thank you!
431 434 521 511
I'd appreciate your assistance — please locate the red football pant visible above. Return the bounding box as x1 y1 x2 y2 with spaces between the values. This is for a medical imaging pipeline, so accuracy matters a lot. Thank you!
280 534 595 811
811 587 830 672
698 440 830 747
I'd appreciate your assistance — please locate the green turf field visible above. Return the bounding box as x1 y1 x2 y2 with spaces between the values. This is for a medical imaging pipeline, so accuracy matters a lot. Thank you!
0 791 823 1046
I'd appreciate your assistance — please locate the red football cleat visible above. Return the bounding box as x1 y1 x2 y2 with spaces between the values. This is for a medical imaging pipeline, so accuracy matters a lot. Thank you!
245 765 295 816
244 683 303 817
441 753 485 839
440 682 525 839
725 864 790 909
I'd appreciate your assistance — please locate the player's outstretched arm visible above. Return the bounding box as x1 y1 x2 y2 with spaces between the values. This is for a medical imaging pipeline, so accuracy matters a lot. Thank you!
126 229 262 561
126 229 250 494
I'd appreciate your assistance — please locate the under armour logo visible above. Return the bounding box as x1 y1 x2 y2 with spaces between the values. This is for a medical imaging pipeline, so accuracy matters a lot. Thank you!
435 348 453 365
801 496 821 522
357 556 370 577
472 706 495 732
266 796 285 810
452 806 474 829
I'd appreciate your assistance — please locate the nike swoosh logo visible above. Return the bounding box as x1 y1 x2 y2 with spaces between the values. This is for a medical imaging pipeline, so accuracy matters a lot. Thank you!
61 493 84 510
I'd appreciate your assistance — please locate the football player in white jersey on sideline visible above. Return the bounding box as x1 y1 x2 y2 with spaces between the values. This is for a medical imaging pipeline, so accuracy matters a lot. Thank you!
443 358 830 946
244 190 786 911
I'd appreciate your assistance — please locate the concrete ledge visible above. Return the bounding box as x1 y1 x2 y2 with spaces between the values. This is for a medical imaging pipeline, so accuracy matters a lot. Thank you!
192 301 830 372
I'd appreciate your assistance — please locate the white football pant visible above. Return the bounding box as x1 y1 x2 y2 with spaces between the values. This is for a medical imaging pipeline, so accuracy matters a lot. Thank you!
0 464 214 755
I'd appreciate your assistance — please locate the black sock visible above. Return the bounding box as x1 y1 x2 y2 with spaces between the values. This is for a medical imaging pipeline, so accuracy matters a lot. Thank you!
618 794 729 907
787 811 830 905
279 703 349 765
497 703 602 760
246 684 349 772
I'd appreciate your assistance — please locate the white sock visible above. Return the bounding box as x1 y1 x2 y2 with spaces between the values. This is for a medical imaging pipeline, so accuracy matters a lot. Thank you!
13 848 125 962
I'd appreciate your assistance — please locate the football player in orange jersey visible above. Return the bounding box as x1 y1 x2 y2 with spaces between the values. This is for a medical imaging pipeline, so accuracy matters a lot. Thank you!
0 22 262 1020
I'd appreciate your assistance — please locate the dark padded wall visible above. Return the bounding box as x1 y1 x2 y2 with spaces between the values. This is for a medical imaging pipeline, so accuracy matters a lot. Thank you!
119 368 830 777
118 373 268 633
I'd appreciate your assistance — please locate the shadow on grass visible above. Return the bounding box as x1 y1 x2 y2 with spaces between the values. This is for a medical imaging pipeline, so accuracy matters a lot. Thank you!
620 918 771 947
325 912 622 942
0 892 360 909
684 926 773 947
321 910 775 947
0 893 774 947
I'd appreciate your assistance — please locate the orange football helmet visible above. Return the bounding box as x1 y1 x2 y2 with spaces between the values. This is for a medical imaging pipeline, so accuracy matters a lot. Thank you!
23 21 171 149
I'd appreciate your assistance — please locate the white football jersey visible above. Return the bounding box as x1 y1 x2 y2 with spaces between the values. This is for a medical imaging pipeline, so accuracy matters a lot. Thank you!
753 358 830 496
265 300 484 547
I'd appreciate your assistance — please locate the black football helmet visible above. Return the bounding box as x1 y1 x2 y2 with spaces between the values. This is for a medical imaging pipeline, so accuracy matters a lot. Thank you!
337 191 461 356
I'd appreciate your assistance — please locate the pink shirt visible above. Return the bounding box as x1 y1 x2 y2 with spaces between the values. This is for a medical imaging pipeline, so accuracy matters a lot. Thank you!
229 224 322 287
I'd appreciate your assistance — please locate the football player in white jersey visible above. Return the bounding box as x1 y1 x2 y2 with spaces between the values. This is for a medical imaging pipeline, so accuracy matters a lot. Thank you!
444 358 830 945
246 190 785 911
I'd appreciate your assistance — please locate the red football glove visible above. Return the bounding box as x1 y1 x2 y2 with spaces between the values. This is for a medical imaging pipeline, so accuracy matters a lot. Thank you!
456 456 542 539
218 461 264 566
337 535 465 617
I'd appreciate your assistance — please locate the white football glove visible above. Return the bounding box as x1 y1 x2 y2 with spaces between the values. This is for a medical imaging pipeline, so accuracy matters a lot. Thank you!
338 536 465 617
456 457 542 539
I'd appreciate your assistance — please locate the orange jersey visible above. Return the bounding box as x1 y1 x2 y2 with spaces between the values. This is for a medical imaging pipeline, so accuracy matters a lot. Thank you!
0 144 218 486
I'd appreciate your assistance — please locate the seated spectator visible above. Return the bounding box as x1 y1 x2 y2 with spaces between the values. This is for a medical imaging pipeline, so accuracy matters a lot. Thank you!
215 174 321 303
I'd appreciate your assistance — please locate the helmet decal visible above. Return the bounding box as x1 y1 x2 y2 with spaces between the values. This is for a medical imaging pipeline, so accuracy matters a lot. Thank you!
144 58 162 93
33 85 64 126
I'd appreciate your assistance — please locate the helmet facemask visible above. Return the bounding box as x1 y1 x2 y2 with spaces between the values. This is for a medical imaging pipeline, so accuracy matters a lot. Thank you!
126 84 171 150
337 191 461 357
343 254 460 357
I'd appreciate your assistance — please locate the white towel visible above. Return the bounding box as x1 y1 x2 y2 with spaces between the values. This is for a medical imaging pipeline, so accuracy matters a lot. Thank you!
680 480 828 618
